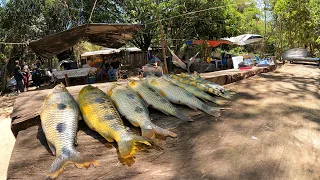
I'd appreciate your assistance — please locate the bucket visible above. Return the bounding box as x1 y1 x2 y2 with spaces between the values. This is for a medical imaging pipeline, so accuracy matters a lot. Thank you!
232 56 244 69
87 76 96 84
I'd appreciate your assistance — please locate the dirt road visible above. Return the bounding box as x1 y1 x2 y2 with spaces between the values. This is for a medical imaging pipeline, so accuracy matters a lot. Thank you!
7 64 320 180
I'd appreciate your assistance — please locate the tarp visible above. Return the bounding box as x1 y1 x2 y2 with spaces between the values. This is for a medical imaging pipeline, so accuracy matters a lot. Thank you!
191 40 232 47
81 48 120 57
29 23 142 58
221 34 263 45
81 47 152 57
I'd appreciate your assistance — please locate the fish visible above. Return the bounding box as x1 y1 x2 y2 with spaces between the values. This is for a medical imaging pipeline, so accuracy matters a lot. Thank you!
107 85 177 139
181 72 236 96
40 83 98 179
77 85 151 162
127 79 193 122
162 74 225 105
146 76 220 117
170 74 230 98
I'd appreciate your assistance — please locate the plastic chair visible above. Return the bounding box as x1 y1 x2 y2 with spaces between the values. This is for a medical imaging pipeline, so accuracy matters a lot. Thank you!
218 58 227 69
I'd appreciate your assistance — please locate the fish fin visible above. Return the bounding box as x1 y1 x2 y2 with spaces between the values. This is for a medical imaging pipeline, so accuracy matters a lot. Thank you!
198 97 209 102
47 141 56 156
128 81 136 87
141 125 177 139
203 106 221 117
101 133 114 142
113 101 119 109
141 98 150 108
175 111 194 122
159 90 167 97
47 152 99 179
74 137 78 146
150 79 158 85
220 93 232 99
128 120 140 127
186 104 198 110
117 135 151 159
210 98 227 105
226 90 236 95
194 71 201 78
159 109 170 115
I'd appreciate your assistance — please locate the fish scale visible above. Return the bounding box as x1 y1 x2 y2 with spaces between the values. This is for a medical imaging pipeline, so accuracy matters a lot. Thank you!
40 83 97 179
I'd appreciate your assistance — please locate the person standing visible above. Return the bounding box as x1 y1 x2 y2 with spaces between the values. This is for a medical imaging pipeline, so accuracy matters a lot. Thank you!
14 61 24 93
22 62 30 91
32 68 41 89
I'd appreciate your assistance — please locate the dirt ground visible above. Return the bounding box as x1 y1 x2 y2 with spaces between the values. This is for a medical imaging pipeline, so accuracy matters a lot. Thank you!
6 63 320 180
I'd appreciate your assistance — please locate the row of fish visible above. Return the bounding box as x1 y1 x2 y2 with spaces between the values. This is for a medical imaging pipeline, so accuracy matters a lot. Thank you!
40 72 234 179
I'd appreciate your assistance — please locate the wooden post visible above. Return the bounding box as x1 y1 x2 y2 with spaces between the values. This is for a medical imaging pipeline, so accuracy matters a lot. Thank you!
64 74 70 87
156 0 168 74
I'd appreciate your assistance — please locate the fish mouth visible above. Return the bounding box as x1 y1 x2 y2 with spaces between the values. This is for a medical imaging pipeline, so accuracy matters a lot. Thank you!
54 83 67 92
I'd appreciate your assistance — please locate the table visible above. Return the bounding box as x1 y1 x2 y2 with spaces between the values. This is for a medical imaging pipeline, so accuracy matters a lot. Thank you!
142 65 163 77
52 67 97 86
52 68 97 79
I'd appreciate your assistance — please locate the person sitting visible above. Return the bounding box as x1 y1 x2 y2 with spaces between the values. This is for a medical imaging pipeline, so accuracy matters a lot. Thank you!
149 55 160 65
107 65 117 81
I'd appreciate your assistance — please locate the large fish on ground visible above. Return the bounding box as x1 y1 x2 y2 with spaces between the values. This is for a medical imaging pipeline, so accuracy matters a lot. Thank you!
108 85 177 139
78 85 151 162
127 79 193 122
146 76 220 117
162 74 225 105
40 83 98 179
170 74 230 98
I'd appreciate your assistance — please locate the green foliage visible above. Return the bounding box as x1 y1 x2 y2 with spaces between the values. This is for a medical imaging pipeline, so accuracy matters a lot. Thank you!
269 0 320 56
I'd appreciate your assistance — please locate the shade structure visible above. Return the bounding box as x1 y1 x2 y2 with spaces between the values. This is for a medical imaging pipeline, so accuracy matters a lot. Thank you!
29 23 142 58
221 34 263 45
81 48 120 57
191 40 232 47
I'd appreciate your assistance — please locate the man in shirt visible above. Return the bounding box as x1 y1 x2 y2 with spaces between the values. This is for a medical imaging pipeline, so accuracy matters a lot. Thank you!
108 57 120 81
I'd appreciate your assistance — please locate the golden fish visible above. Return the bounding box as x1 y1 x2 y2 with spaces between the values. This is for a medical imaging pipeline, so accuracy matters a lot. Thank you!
40 83 98 179
78 85 151 161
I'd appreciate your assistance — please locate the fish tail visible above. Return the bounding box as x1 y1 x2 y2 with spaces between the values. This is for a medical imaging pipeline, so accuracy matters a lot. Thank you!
203 106 221 117
174 110 194 122
118 135 151 159
224 90 236 96
142 125 177 139
47 151 99 179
